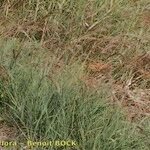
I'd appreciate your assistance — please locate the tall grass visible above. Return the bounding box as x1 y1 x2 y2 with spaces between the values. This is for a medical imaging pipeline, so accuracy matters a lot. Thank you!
0 0 149 85
0 39 149 149
0 0 150 149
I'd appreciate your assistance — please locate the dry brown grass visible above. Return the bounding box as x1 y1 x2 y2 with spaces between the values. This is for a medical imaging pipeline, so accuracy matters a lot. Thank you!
0 1 149 147
0 122 16 141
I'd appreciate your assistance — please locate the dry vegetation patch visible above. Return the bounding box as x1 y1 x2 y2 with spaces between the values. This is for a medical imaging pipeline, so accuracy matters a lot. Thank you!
0 122 16 141
0 0 150 149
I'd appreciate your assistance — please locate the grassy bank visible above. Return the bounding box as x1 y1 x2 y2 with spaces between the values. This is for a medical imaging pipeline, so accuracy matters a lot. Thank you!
0 0 150 149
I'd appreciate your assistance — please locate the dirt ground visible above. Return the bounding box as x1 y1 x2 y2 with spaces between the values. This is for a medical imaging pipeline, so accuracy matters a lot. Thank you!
0 122 17 149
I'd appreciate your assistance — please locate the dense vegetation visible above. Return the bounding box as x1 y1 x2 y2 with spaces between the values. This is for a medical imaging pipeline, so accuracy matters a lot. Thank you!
0 0 150 149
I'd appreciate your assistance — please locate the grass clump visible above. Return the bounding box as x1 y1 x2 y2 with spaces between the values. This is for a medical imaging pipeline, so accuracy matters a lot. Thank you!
0 65 149 150
0 45 149 149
